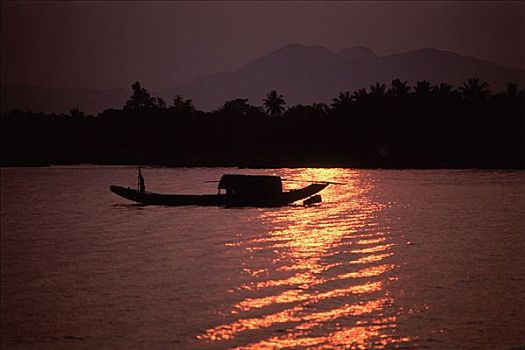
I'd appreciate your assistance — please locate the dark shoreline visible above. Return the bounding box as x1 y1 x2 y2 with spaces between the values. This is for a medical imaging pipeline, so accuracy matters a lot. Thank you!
3 79 524 171
2 159 524 170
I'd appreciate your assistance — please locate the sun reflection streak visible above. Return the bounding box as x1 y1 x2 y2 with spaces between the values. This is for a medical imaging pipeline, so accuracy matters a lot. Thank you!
351 253 393 265
201 296 389 342
241 262 392 292
356 237 387 245
235 281 382 312
199 169 409 348
351 244 393 254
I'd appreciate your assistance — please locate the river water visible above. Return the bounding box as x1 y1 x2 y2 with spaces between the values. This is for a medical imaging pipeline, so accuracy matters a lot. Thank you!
1 167 524 349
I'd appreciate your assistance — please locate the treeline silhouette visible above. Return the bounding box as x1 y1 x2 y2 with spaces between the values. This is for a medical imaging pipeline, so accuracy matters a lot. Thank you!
1 79 524 168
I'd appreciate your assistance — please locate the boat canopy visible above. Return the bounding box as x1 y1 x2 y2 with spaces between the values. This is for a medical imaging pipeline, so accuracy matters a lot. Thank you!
218 174 282 195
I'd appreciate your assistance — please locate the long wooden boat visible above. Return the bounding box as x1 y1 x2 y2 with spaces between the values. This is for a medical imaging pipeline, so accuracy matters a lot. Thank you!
110 174 328 207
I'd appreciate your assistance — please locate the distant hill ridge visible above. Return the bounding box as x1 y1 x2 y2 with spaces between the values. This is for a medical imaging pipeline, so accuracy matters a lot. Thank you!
2 44 524 114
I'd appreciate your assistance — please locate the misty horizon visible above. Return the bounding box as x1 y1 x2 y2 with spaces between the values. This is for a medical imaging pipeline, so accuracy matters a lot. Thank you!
2 43 524 92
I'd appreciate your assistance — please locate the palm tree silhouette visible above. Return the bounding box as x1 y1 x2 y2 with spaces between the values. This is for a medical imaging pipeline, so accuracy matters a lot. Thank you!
433 83 459 100
500 82 519 97
434 82 453 95
459 78 491 100
312 103 330 114
369 82 386 99
351 88 369 102
263 90 286 117
388 79 411 97
331 91 352 110
414 80 432 96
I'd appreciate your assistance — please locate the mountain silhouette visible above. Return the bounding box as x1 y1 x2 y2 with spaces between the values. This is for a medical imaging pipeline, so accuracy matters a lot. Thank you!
2 44 524 113
162 44 525 110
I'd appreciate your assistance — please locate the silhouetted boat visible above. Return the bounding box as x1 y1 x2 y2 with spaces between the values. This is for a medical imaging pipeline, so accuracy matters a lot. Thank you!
110 174 328 207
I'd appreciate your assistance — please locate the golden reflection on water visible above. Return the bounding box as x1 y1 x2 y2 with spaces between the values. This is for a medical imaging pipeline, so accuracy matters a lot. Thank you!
199 169 410 348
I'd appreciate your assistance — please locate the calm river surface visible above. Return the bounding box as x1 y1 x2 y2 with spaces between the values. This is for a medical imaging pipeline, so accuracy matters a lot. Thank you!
1 167 524 349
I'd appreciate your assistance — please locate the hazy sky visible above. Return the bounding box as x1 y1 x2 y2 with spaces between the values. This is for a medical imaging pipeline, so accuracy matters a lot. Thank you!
1 1 524 91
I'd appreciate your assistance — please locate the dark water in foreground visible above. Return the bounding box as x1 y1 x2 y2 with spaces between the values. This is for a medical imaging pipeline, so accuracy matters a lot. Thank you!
1 167 524 349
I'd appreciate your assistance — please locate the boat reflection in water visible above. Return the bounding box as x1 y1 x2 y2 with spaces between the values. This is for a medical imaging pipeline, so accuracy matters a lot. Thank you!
199 169 411 349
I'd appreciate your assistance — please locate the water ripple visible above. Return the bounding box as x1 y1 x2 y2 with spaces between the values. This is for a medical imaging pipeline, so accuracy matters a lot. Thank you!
199 168 410 348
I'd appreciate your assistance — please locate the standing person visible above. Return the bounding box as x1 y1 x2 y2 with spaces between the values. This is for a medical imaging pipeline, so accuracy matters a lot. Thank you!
138 167 145 193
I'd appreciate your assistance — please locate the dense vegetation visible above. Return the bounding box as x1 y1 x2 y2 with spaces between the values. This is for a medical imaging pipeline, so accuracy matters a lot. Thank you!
1 79 524 168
